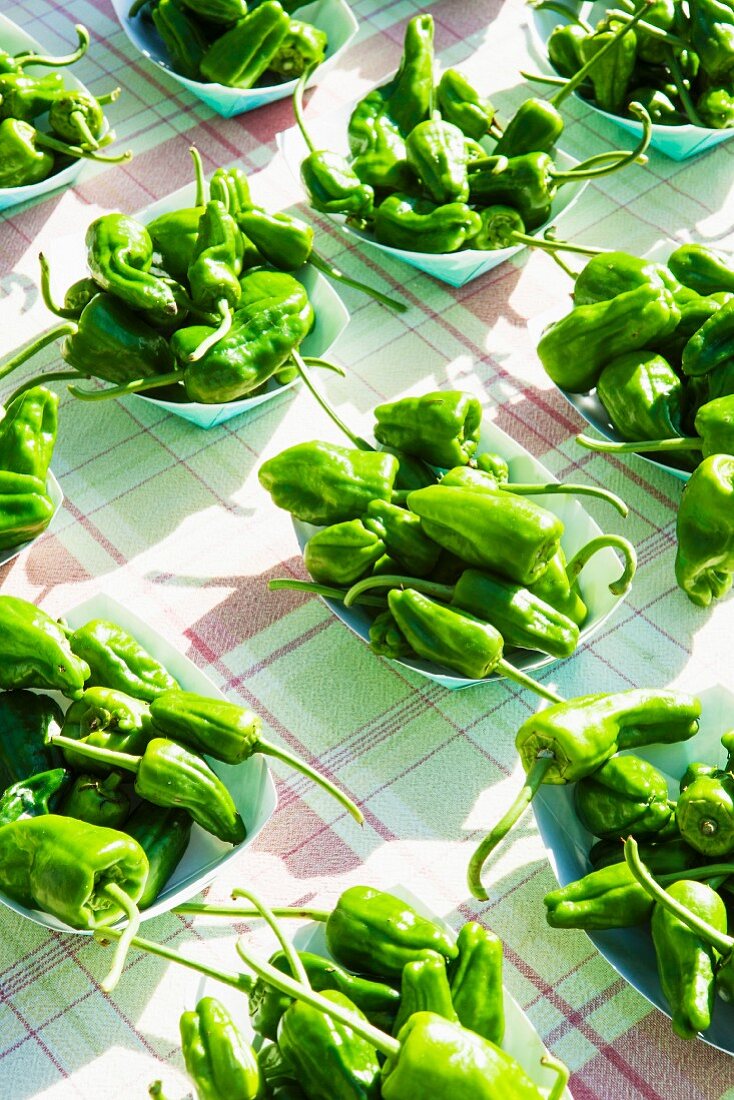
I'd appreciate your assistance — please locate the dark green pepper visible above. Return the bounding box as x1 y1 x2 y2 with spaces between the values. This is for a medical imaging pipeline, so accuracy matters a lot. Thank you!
362 499 441 577
179 0 247 21
682 297 734 376
86 214 181 321
374 193 482 254
580 17 638 113
405 112 469 204
60 772 130 830
668 244 734 296
199 2 291 88
573 753 673 840
151 0 210 80
368 609 415 660
527 548 588 627
435 69 497 141
0 768 69 828
124 801 192 908
596 351 684 442
0 690 64 791
689 0 734 82
448 922 504 1045
0 71 65 122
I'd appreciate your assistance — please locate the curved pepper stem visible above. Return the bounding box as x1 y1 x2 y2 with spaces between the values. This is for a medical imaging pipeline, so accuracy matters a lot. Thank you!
552 103 652 182
576 432 701 455
542 1055 571 1100
528 0 593 30
468 755 556 901
604 6 689 49
47 730 141 775
344 573 450 609
234 939 401 1060
174 900 331 921
624 837 734 956
68 369 186 401
294 351 373 451
12 23 90 68
99 882 141 993
0 321 78 382
510 231 605 258
39 252 79 319
3 370 90 407
565 534 637 596
190 145 206 209
185 299 233 362
293 62 320 155
307 249 407 313
230 887 312 990
254 734 364 825
33 129 133 165
499 480 629 517
268 577 388 608
666 46 705 128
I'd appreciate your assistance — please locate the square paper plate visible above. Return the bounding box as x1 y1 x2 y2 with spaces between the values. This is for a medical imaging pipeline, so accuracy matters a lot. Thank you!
0 17 103 212
293 418 632 690
40 182 350 429
0 470 63 569
529 2 734 161
278 105 587 288
0 593 277 933
113 0 358 118
534 682 734 1054
198 884 573 1097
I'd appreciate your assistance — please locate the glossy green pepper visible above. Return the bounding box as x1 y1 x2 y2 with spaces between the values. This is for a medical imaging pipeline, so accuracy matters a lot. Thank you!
0 691 64 791
0 596 90 698
527 548 588 626
595 351 685 442
544 861 680 930
148 207 205 283
677 771 734 857
572 250 681 306
58 686 155 774
124 802 192 908
368 609 414 659
0 71 65 121
187 198 243 319
374 193 482 254
60 772 130 830
56 293 175 383
682 297 734 376
689 0 734 81
372 390 482 468
675 454 734 606
573 753 674 840
259 441 399 525
304 519 385 586
392 951 458 1036
200 2 291 88
696 86 734 127
0 116 54 185
579 392 734 462
579 18 638 113
405 112 469 204
668 243 734 295
66 619 179 702
547 22 586 76
448 922 504 1045
0 814 147 929
268 19 327 79
0 768 69 828
538 284 681 393
588 834 698 873
435 69 496 141
151 0 210 80
48 87 117 150
0 384 58 482
180 996 264 1100
48 731 246 845
86 214 181 321
179 0 247 21
362 499 441 577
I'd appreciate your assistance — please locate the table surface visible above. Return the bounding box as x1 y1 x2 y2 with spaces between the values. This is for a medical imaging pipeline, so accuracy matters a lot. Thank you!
2 1 734 1097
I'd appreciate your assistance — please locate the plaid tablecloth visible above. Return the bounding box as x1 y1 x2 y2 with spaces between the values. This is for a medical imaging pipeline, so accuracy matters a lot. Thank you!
2 1 734 1096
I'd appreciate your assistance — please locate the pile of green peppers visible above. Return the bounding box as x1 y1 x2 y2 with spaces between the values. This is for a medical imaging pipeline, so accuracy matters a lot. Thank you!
535 0 734 129
262 386 636 690
0 23 131 189
116 885 570 1098
130 0 328 89
0 384 58 550
538 719 734 1041
0 594 362 936
538 243 734 607
292 11 654 255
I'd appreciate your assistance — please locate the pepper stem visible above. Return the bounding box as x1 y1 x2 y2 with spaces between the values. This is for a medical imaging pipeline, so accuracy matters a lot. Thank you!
605 7 689 49
33 130 133 164
542 1055 572 1100
308 250 407 313
12 24 90 68
0 321 78 381
553 103 652 181
511 231 605 257
96 925 256 994
173 902 331 922
255 734 364 824
294 351 373 451
624 837 734 955
39 252 79 318
467 755 556 900
500 481 629 517
97 88 122 107
344 573 452 609
528 0 593 30
47 730 141 775
565 534 637 596
548 1 650 108
665 46 705 127
190 146 206 208
576 431 701 455
6 372 89 406
99 883 141 993
268 578 388 608
70 109 100 150
293 63 319 155
186 300 232 362
68 369 186 401
495 661 565 704
234 939 401 1060
230 887 312 989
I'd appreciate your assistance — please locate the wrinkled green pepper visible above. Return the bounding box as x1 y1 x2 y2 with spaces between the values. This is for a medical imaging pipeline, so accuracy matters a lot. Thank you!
180 996 264 1100
304 519 385 586
362 499 441 576
61 772 130 829
200 2 291 88
152 0 210 80
0 768 69 828
67 619 179 702
448 922 504 1045
124 801 192 909
436 69 496 141
405 112 469 204
677 770 734 857
573 753 673 840
86 214 181 320
59 686 154 774
268 19 327 80
374 193 482 254
279 990 381 1099
675 453 734 606
392 951 458 1035
668 243 734 296
596 351 685 442
373 390 482 468
0 596 90 698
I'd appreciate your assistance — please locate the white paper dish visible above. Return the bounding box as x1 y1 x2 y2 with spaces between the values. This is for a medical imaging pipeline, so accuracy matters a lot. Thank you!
0 593 277 933
292 419 632 690
529 1 734 161
112 0 358 119
534 681 734 1054
0 16 109 212
278 102 588 288
0 470 64 569
198 884 573 1097
39 182 350 428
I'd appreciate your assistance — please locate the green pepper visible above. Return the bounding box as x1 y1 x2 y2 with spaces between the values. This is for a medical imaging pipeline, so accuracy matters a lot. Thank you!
579 18 638 113
267 19 327 80
578 392 734 462
249 949 400 1039
392 951 458 1036
545 861 677 930
448 922 504 1045
369 609 414 659
626 85 683 124
187 198 242 318
0 24 90 74
304 519 386 586
0 71 65 121
677 771 734 857
468 689 701 899
596 351 684 442
48 731 246 845
86 214 182 321
180 996 264 1100
259 441 399 525
0 116 54 185
682 297 734 376
405 112 469 204
362 499 441 577
58 686 155 774
0 691 64 791
124 802 191 909
148 689 362 821
675 453 734 606
372 390 482 468
588 834 698 873
689 0 734 82
54 293 175 384
435 69 497 141
200 2 291 88
66 619 179 703
0 596 90 698
573 753 673 840
0 384 58 483
668 244 734 295
0 469 54 549
0 814 147 929
572 250 681 306
374 193 482 254
527 548 588 626
538 284 681 393
0 768 69 828
48 87 117 150
547 23 587 76
406 484 564 586
151 0 210 80
60 772 130 830
179 0 247 21
148 207 206 283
